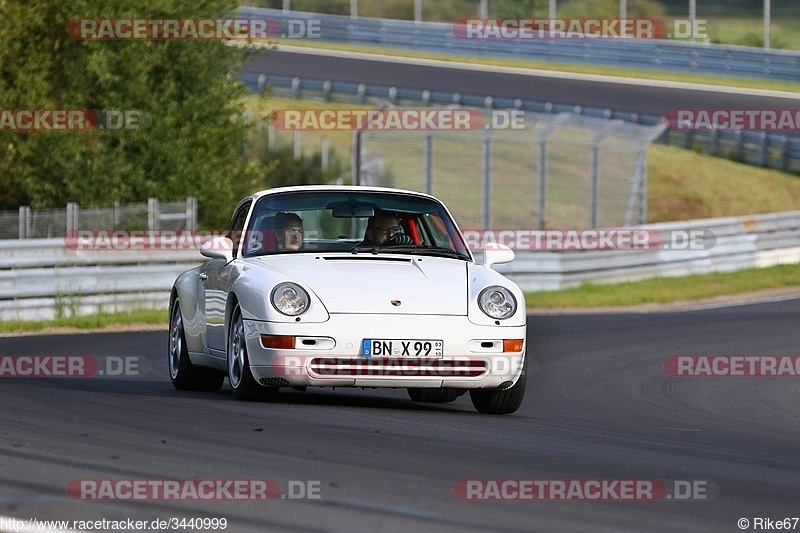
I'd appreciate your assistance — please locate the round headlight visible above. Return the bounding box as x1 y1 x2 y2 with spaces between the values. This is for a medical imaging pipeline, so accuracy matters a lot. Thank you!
271 282 310 316
478 286 517 320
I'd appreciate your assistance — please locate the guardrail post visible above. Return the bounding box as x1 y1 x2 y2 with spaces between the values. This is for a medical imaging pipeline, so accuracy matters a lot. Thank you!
18 206 30 239
780 136 790 171
734 130 744 159
186 197 197 231
293 130 301 160
148 198 160 231
709 129 719 156
322 80 332 101
424 133 433 195
66 202 79 234
257 74 267 95
291 77 300 99
357 83 366 105
758 132 768 167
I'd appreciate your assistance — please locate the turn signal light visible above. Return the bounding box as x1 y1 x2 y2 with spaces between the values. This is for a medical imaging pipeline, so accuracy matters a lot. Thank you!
503 339 524 353
261 335 296 349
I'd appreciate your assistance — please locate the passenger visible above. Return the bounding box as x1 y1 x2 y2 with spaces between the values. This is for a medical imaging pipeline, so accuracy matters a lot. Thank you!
275 212 304 251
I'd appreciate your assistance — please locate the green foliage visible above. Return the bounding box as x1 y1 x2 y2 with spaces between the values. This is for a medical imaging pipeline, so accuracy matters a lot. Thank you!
0 0 261 228
558 0 666 19
247 124 346 188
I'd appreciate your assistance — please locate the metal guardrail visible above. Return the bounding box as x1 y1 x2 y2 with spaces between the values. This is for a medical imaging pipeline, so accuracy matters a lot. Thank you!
243 73 800 173
2 211 799 319
238 7 800 83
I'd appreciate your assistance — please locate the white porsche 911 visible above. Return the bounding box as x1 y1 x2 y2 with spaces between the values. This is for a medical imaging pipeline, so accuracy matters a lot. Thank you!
168 186 527 414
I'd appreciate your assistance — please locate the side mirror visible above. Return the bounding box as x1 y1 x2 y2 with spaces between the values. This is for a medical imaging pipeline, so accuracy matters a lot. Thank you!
200 236 233 262
483 243 514 269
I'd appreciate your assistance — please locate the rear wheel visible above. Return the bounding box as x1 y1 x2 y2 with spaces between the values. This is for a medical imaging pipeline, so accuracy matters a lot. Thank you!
407 388 459 403
169 300 223 391
469 356 527 415
228 305 279 401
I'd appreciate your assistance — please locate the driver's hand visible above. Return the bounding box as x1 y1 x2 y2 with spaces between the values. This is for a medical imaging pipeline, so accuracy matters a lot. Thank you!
385 232 414 246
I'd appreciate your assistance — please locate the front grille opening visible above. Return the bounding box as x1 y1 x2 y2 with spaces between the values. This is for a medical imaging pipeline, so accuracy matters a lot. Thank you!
260 378 290 387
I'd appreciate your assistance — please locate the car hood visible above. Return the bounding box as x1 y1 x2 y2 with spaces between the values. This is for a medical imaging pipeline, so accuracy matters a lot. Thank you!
248 254 468 315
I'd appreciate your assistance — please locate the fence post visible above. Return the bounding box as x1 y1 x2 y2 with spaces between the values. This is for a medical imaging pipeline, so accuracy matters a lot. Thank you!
758 132 768 167
590 144 600 229
113 201 120 229
148 198 160 231
321 136 329 172
18 206 30 239
268 124 275 151
538 139 547 230
482 131 492 230
66 202 79 235
186 197 197 231
293 130 301 160
424 133 433 195
352 130 362 185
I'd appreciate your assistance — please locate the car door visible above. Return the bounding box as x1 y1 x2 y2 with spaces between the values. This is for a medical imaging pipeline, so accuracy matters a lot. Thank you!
204 200 251 356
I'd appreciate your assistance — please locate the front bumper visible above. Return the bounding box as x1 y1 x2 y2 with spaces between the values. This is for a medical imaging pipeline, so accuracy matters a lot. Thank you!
243 314 526 389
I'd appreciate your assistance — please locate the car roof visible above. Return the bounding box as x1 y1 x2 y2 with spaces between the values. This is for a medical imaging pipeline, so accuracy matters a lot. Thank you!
245 185 439 203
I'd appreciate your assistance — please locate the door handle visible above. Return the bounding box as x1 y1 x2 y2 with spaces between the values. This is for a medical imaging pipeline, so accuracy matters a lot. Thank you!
199 272 207 281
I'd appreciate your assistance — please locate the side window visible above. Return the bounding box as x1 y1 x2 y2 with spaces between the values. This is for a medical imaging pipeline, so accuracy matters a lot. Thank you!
227 202 251 259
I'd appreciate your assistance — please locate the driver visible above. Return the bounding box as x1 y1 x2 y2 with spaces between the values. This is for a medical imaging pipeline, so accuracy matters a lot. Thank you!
363 210 413 246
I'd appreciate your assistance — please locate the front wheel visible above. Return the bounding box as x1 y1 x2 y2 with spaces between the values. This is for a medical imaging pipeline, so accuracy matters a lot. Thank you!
227 305 279 401
169 300 223 392
469 356 527 415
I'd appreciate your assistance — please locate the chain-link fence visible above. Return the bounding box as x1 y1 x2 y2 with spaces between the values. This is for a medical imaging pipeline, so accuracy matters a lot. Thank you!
356 111 665 230
1 198 197 240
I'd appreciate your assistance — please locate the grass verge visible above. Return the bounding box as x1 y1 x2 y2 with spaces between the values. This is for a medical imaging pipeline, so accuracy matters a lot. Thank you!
0 309 166 335
3 265 800 335
525 264 800 308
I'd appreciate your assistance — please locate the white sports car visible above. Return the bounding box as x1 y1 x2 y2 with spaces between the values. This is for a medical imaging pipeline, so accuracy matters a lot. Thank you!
168 186 527 414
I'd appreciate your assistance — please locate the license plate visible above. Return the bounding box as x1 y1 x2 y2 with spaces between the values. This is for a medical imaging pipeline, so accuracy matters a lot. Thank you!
363 339 443 358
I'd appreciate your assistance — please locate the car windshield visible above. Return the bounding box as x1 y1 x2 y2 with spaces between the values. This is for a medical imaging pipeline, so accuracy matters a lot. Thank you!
242 190 471 260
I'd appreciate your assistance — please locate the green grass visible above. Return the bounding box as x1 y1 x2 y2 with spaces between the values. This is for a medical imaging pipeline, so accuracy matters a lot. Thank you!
273 39 800 94
711 17 800 50
0 309 166 334
526 264 800 308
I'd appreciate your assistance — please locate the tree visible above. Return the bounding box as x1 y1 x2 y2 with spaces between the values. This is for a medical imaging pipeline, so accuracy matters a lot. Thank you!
0 0 260 227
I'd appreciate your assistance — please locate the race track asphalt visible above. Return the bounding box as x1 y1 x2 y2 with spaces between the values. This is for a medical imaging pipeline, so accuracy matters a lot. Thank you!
1 298 799 532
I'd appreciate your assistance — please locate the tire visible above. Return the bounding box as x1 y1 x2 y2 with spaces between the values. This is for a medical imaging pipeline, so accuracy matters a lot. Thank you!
169 300 224 392
469 356 527 415
407 388 459 403
227 305 279 401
